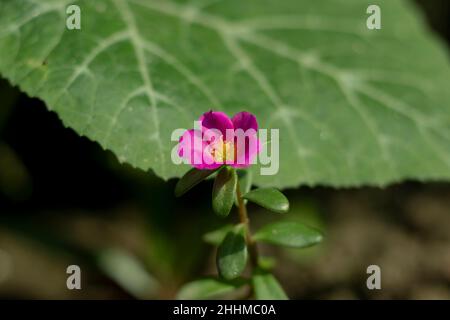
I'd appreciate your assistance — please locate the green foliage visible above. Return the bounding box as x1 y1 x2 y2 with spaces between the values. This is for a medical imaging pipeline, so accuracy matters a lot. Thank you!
216 225 248 280
1 0 449 188
254 221 323 248
177 277 247 300
177 166 322 299
252 269 288 300
212 167 237 217
243 188 289 213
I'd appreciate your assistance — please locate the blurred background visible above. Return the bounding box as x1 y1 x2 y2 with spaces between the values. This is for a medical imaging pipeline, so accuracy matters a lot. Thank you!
0 0 449 299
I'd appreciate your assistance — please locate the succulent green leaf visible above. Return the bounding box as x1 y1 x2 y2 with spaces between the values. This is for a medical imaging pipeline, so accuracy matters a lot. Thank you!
212 167 237 217
216 225 248 280
243 188 289 213
254 221 323 248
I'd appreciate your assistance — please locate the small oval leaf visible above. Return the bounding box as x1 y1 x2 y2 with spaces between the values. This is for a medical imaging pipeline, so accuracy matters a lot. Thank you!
253 221 323 248
216 225 248 280
252 270 288 300
177 277 247 300
243 188 289 213
175 167 219 197
212 167 237 217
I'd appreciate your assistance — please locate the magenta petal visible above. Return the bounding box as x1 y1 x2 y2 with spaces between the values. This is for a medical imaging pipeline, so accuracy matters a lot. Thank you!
178 129 221 170
199 111 233 137
194 162 222 170
178 129 202 159
232 136 260 168
232 111 258 132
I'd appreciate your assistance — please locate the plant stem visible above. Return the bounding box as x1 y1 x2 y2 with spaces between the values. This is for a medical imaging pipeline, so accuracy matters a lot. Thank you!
236 180 259 268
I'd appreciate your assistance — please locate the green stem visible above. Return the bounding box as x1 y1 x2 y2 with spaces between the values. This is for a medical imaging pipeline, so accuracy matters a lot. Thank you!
236 179 259 268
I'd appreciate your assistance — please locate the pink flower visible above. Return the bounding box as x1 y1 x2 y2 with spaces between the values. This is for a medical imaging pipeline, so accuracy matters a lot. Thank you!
178 111 260 170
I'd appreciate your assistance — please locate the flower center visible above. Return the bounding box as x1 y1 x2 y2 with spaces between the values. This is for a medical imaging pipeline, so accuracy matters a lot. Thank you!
211 139 235 163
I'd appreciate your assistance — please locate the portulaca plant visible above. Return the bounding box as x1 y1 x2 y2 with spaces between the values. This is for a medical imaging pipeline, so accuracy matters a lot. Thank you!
174 111 322 299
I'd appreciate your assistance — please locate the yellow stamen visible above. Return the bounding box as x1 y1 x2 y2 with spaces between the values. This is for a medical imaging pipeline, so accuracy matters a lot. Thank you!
212 139 235 163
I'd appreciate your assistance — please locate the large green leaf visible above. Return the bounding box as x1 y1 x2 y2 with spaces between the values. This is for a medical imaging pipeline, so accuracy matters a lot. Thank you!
1 0 449 188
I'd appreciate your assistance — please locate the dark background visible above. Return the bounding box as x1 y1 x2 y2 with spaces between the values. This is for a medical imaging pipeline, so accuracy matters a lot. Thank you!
0 0 449 299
